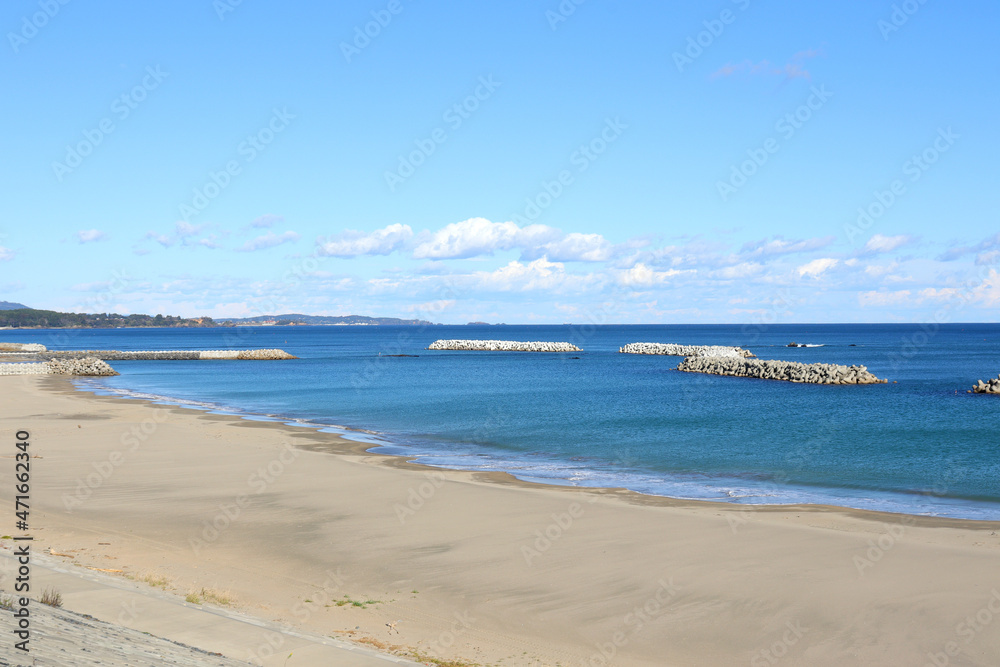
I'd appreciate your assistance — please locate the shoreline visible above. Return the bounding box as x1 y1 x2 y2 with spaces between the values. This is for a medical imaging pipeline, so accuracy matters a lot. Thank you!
74 375 1000 522
3 376 1000 666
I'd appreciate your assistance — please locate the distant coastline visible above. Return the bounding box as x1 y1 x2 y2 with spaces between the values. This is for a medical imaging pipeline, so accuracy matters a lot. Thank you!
0 307 436 329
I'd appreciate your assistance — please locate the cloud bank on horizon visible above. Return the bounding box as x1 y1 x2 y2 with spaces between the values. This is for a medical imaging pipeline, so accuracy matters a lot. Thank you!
1 2 997 323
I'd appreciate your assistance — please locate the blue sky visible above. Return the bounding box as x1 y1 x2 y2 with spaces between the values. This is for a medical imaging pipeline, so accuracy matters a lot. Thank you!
1 1 997 323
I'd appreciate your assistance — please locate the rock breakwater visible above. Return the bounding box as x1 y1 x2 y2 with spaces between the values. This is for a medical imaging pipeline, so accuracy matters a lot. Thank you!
0 342 47 352
677 356 887 385
428 340 581 352
45 357 120 376
619 342 754 358
37 349 297 361
971 376 1000 394
0 357 118 376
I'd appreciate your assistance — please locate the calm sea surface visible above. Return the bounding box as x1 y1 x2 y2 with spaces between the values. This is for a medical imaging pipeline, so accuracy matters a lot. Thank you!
7 324 1000 519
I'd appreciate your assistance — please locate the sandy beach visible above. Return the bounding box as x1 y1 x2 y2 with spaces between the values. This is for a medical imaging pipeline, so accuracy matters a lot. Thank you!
2 374 999 666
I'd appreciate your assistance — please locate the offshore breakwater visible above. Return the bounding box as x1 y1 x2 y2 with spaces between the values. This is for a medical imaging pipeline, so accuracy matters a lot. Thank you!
37 348 297 361
619 342 755 358
0 357 118 376
678 356 887 385
971 375 1000 394
0 343 296 376
428 340 581 352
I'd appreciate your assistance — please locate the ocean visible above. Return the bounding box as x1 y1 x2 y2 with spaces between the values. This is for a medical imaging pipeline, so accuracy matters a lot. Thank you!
8 323 1000 520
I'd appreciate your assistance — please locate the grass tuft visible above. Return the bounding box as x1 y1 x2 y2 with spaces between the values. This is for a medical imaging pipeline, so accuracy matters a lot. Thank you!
39 587 63 608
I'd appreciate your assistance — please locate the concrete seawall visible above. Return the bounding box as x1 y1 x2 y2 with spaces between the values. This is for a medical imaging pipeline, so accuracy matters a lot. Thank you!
619 342 755 358
428 340 581 352
677 356 887 385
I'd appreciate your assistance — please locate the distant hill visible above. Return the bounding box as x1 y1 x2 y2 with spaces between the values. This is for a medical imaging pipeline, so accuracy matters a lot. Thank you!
0 307 435 329
218 314 436 326
0 308 213 329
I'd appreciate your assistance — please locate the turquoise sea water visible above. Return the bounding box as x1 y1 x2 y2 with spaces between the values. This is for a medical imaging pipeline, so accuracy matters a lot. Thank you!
7 324 1000 519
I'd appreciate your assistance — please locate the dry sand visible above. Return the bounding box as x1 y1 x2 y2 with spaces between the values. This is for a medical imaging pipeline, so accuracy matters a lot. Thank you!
1 375 999 666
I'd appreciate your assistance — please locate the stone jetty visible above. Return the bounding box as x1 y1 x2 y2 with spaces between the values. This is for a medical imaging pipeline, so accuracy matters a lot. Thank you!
971 375 1000 394
677 356 887 385
428 340 581 352
35 348 297 361
0 343 297 376
0 342 47 352
619 342 755 358
0 357 118 376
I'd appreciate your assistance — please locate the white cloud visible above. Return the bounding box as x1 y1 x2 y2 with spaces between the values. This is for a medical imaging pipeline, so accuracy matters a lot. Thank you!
975 250 1000 266
317 224 413 258
198 236 224 249
250 214 282 229
862 234 913 255
524 232 613 262
616 262 689 287
858 290 912 308
0 246 14 261
796 258 839 278
145 232 173 248
741 235 835 258
407 300 455 314
175 221 205 237
412 218 559 260
76 229 108 244
864 262 898 278
713 262 763 280
238 231 300 252
469 257 598 292
474 257 564 291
